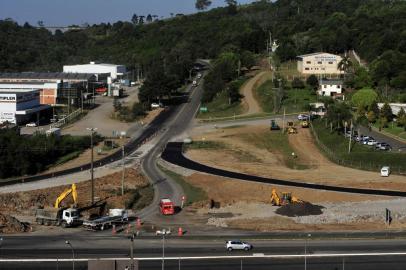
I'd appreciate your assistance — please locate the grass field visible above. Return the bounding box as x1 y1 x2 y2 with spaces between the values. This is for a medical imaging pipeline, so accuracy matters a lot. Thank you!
158 165 207 206
255 79 317 114
238 131 310 170
373 122 406 140
312 120 406 172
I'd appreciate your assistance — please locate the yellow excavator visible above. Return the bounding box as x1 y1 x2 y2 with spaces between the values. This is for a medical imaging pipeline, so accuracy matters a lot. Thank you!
286 122 298 134
54 184 78 208
270 188 303 206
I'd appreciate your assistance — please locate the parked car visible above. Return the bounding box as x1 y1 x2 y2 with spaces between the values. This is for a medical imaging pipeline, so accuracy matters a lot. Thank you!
381 166 390 177
225 240 253 251
151 102 163 109
25 122 37 127
297 114 309 121
378 143 392 151
367 139 378 146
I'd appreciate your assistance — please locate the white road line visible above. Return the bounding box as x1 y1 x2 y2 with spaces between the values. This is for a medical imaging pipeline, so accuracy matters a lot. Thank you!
2 252 406 262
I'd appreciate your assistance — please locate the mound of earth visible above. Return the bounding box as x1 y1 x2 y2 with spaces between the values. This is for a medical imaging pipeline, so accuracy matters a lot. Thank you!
0 213 30 233
276 202 324 217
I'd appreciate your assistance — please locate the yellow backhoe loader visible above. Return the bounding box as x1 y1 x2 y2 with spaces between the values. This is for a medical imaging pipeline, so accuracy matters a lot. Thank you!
270 188 303 206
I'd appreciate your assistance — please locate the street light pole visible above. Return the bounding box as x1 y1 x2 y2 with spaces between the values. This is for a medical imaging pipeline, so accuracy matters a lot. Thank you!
130 234 135 270
305 233 311 270
86 127 97 204
122 145 125 196
65 240 75 270
161 229 169 270
0 237 3 257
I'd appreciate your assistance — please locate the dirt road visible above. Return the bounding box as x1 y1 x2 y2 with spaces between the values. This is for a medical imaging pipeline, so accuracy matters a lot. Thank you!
240 71 272 115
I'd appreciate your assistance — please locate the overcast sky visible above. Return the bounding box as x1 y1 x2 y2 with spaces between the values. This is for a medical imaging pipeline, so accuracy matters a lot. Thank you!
0 0 256 26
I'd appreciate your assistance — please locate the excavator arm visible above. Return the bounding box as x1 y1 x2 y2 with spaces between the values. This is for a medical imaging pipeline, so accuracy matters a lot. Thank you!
270 189 281 206
54 184 78 208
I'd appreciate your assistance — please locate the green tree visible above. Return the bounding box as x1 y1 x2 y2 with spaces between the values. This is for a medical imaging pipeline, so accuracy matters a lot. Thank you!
380 103 393 122
397 108 406 130
367 111 376 123
306 75 319 90
292 77 305 89
225 0 238 14
195 0 212 10
131 14 138 25
351 88 378 109
337 55 353 75
326 102 353 130
146 14 153 23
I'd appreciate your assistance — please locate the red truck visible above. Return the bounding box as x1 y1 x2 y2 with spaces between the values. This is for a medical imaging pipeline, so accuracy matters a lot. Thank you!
159 199 175 215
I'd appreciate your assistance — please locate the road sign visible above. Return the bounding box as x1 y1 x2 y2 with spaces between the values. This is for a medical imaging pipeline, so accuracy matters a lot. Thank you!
200 107 208 112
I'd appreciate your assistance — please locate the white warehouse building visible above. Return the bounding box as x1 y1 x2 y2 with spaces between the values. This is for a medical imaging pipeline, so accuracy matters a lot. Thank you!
297 52 343 75
0 89 50 124
63 62 126 80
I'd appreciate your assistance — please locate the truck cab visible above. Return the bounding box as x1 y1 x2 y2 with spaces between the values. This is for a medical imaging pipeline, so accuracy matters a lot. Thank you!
159 199 175 215
61 208 81 227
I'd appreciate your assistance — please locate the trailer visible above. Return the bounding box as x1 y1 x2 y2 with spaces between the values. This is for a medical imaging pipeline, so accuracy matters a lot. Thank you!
82 209 129 231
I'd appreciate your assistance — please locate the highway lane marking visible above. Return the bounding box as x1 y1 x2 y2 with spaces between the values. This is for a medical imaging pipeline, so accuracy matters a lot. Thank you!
3 252 406 262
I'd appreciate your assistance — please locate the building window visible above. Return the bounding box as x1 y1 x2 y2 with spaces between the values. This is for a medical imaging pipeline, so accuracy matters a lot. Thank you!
324 85 327 88
306 61 311 64
305 68 309 70
322 68 325 70
318 61 322 64
328 61 333 64
337 85 341 88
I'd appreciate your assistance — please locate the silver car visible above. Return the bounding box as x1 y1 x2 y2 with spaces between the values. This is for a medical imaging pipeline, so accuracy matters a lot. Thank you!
225 240 253 251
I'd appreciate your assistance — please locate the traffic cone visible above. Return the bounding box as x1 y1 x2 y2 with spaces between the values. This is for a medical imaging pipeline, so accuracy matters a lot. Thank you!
112 225 116 235
178 227 183 236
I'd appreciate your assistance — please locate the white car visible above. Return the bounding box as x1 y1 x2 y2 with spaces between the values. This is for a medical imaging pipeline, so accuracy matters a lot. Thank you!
381 166 390 177
297 114 309 121
26 122 37 127
150 103 162 109
367 139 377 146
225 240 253 251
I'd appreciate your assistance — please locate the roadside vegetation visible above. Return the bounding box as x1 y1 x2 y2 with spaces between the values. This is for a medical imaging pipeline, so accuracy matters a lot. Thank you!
158 165 207 206
311 119 406 173
0 129 101 178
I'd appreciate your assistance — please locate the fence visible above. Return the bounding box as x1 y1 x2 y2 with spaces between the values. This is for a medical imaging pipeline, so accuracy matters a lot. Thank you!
50 108 83 129
309 122 406 175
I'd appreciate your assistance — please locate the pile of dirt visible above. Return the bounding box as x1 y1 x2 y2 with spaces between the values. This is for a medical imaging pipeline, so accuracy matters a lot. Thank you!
276 202 324 217
0 213 30 233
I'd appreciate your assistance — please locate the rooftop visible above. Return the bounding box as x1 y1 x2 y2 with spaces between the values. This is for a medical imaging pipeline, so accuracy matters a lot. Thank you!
320 79 343 85
0 88 40 93
0 72 96 81
297 52 339 58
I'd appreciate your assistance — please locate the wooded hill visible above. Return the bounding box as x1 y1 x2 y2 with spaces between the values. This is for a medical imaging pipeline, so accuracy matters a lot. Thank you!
0 0 405 99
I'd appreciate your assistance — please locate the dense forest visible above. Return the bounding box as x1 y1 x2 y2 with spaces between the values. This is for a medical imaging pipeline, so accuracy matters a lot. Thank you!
0 0 405 102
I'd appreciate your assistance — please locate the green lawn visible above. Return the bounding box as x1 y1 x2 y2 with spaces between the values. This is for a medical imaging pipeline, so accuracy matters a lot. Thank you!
373 122 406 140
255 79 317 114
158 164 207 206
312 120 406 172
238 131 310 170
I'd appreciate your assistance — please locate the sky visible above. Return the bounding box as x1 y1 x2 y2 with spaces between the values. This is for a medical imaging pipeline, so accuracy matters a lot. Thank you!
0 0 256 26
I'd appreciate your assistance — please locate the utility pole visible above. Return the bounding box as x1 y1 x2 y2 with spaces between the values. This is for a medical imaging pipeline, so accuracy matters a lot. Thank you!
282 107 286 134
121 145 125 196
87 128 97 204
348 120 352 154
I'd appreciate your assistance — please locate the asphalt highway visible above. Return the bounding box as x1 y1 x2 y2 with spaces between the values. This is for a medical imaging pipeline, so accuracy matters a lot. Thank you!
2 237 406 269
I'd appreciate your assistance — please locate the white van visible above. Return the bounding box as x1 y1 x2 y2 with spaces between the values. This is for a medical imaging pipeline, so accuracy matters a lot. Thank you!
380 166 390 177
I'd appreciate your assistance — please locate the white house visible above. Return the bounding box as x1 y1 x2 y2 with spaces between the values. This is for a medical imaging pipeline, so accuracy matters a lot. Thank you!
377 103 406 115
297 52 343 74
318 79 343 97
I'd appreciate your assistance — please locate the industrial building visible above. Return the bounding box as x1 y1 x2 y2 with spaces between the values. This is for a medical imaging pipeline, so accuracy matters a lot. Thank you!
63 62 126 80
0 89 50 124
297 52 343 75
318 79 343 98
0 72 100 106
